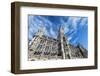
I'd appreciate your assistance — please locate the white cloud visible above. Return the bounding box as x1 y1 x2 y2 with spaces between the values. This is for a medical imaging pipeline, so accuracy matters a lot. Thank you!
31 16 57 39
37 16 53 27
80 18 88 26
68 36 72 41
69 17 81 30
50 27 57 38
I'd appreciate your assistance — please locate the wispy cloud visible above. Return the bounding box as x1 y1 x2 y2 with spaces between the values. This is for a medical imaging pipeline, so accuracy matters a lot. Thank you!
79 18 88 26
67 36 72 41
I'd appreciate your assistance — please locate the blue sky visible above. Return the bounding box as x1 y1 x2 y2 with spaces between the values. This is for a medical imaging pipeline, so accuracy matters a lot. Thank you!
28 15 88 50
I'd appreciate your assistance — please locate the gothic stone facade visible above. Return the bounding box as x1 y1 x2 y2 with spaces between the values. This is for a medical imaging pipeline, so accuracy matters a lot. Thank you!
28 26 87 61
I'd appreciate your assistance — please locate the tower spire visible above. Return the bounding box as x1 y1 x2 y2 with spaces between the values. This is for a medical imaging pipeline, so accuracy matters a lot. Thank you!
36 24 44 37
58 25 66 59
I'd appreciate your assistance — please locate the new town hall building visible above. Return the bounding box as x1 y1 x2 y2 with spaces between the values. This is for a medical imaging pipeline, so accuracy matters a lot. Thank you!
28 25 87 61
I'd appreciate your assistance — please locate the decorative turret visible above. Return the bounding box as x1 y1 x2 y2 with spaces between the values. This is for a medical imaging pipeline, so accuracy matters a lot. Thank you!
36 25 45 37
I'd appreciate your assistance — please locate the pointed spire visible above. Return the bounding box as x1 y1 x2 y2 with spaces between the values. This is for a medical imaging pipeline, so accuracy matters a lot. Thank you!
60 25 64 33
36 23 45 37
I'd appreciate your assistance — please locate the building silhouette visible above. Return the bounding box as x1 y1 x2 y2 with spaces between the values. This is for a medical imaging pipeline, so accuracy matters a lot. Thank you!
28 25 87 61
